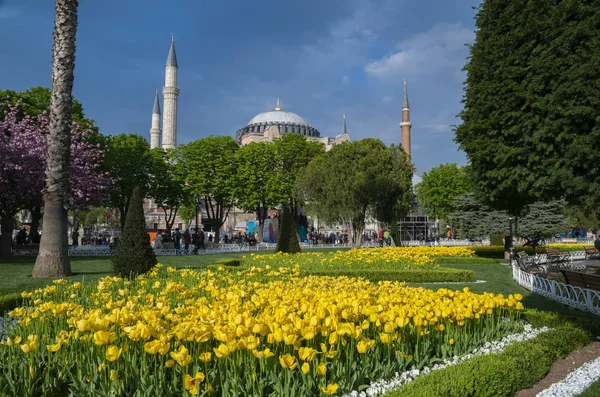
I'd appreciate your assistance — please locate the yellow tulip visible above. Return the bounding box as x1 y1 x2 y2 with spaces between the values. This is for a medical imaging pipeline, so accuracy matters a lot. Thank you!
317 362 327 376
213 343 230 359
199 352 212 362
320 384 339 396
105 345 121 362
301 362 310 374
279 354 297 370
93 330 117 346
170 345 191 366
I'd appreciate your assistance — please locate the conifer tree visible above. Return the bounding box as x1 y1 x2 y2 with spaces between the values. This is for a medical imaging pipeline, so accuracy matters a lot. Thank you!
113 186 156 277
276 206 301 254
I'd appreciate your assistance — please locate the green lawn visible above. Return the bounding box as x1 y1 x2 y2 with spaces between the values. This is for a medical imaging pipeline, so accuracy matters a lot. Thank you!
578 378 600 397
1 253 599 323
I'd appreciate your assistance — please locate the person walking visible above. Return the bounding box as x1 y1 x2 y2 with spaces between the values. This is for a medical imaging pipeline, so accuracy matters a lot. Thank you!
154 230 163 250
378 226 385 247
183 229 191 253
173 228 182 253
198 229 205 251
383 229 391 247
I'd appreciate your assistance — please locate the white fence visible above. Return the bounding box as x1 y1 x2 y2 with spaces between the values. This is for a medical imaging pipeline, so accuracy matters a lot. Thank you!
12 240 492 257
512 251 600 315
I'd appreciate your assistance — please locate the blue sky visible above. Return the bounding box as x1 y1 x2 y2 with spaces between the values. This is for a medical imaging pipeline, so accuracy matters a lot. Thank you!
0 0 479 175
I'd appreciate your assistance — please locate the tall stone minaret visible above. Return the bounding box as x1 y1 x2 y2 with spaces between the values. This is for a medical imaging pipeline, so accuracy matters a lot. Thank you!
400 78 412 156
150 90 161 149
162 35 179 149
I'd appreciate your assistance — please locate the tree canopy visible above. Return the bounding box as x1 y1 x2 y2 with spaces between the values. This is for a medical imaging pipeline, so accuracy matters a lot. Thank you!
175 135 239 240
234 142 287 240
104 134 151 230
298 139 413 248
147 148 186 232
454 0 600 214
415 163 472 226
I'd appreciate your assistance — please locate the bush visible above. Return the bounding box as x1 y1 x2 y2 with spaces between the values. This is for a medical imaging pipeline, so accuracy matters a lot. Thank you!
389 325 591 397
471 245 585 259
306 268 475 283
0 293 22 314
276 206 301 254
112 187 157 277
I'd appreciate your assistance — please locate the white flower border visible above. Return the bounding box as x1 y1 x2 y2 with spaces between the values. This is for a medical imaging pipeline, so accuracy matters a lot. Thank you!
537 356 600 397
343 324 550 397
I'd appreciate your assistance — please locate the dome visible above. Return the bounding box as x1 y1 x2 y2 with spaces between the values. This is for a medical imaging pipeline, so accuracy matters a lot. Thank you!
248 110 309 126
235 98 321 143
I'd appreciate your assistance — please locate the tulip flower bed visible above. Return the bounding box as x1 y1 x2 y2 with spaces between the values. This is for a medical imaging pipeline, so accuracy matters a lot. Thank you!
242 247 475 272
0 264 524 396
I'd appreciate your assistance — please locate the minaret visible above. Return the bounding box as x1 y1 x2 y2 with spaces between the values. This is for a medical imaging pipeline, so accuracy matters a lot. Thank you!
343 113 347 134
150 90 161 149
162 35 179 149
400 78 412 156
275 97 281 111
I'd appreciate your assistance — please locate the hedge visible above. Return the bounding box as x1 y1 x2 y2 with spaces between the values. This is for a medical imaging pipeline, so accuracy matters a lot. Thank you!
386 323 591 397
471 245 586 259
0 293 22 315
212 258 242 267
307 268 475 283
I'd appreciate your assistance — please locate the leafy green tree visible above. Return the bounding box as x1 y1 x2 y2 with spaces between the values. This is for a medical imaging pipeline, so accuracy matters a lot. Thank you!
175 136 238 241
415 163 472 237
104 134 151 230
274 133 323 212
370 144 414 245
0 87 99 133
453 194 568 254
113 186 156 277
276 206 301 253
234 142 287 241
147 148 186 235
455 0 600 214
298 139 413 248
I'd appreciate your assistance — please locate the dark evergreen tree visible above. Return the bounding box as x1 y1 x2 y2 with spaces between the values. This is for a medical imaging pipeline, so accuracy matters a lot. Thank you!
455 0 600 214
276 206 301 254
453 194 568 254
112 186 156 277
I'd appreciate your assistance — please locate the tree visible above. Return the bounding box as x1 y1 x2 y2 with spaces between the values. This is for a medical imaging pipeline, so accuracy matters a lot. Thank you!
0 101 109 261
0 86 98 133
175 136 238 242
276 205 301 254
235 142 287 241
453 194 568 253
32 0 79 278
104 134 151 230
112 186 156 277
147 148 186 235
298 139 413 248
415 163 472 237
274 133 324 212
455 0 600 214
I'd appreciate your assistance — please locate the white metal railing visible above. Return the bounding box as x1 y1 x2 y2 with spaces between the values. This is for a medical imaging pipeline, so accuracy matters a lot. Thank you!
512 256 600 315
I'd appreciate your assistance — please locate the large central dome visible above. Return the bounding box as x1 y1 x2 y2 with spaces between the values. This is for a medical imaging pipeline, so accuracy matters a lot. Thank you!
248 109 308 126
235 99 321 144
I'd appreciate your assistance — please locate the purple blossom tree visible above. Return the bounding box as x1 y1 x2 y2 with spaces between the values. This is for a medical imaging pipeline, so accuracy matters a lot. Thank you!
0 100 110 261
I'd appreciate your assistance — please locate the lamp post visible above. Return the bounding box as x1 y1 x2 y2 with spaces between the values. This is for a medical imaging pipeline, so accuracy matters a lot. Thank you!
508 216 514 264
194 193 200 233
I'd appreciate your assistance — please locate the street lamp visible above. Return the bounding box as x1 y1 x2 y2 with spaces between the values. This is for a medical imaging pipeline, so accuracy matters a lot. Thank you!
508 216 514 264
194 193 200 233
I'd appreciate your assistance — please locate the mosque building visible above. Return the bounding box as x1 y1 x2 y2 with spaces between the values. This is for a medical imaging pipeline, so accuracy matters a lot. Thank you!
145 37 426 240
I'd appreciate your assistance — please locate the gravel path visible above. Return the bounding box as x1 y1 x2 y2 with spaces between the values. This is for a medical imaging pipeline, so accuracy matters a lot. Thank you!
515 342 600 397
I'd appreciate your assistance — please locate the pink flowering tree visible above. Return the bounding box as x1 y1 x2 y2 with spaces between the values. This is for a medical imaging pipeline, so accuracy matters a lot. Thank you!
0 100 110 261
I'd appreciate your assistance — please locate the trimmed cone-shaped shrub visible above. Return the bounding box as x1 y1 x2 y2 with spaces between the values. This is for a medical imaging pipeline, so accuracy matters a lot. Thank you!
113 186 157 277
276 206 301 254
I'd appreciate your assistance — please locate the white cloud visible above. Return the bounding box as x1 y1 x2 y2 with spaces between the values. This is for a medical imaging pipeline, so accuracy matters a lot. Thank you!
365 23 474 81
342 75 350 84
381 96 392 103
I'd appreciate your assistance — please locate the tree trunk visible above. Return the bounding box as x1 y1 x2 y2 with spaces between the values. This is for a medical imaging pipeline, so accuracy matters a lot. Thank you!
0 214 15 262
32 0 78 278
351 217 365 249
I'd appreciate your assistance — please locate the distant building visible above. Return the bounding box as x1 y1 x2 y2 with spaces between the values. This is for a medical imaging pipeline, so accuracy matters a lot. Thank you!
235 98 350 151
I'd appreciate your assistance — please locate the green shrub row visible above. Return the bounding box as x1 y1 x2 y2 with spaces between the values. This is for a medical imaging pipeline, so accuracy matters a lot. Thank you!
386 324 591 397
212 258 242 267
0 293 22 315
471 245 585 259
307 268 475 283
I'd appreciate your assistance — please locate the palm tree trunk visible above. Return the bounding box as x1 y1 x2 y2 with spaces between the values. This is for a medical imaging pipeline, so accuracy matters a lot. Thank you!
32 0 79 278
